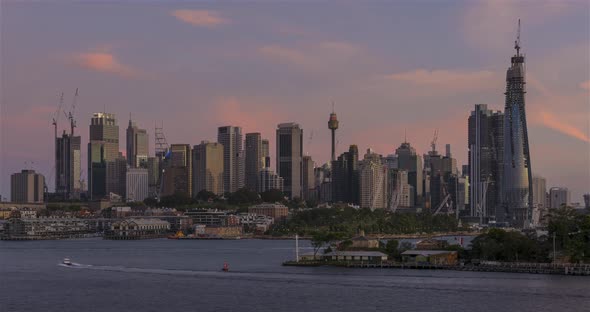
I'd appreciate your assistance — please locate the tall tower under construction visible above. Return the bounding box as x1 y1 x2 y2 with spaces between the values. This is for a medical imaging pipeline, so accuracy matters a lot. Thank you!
502 20 533 228
328 105 339 162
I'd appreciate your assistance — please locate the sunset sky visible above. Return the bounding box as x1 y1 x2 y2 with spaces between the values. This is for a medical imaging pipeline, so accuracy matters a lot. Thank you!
1 1 589 201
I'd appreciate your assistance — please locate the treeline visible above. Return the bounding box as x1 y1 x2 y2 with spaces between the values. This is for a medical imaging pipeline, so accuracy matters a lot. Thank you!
143 188 291 210
270 207 461 236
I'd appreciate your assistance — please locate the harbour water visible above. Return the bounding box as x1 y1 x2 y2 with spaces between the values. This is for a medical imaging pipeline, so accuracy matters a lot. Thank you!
1 238 588 312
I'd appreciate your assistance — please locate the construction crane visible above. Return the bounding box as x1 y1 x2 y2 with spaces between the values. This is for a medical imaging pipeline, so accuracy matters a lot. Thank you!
430 129 438 154
52 92 64 139
65 88 79 136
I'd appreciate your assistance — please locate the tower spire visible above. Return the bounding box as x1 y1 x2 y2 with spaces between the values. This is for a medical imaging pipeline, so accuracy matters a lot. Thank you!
514 18 520 56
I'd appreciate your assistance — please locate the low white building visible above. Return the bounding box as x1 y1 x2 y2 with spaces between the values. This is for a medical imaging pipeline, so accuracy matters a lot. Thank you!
106 218 170 239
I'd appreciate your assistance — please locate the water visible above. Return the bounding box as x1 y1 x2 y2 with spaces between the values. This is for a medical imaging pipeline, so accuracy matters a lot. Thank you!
1 238 588 312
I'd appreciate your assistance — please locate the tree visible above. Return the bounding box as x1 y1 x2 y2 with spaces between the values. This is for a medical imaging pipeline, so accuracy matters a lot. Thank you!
260 189 284 203
196 190 217 202
228 188 260 205
310 231 344 257
385 239 400 259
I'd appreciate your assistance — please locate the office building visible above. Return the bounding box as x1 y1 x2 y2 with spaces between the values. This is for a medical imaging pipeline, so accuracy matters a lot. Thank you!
106 156 127 198
583 193 589 209
245 133 262 191
162 144 192 197
532 175 547 210
88 113 119 200
126 118 149 168
358 149 388 210
468 104 504 222
258 168 284 193
218 126 244 193
395 141 422 207
302 155 315 201
147 156 160 196
261 139 270 168
126 168 149 202
549 187 570 209
387 169 413 208
11 170 45 203
502 35 533 227
276 123 303 199
192 141 224 196
332 145 359 204
55 132 81 199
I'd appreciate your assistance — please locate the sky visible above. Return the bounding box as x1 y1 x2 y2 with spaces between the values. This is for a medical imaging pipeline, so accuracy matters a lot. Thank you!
1 1 589 202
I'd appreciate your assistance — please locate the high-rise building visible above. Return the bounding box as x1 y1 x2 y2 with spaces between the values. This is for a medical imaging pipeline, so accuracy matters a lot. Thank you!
276 123 303 199
218 126 244 193
11 170 45 203
328 109 339 162
162 144 192 197
106 156 127 197
192 141 224 196
358 149 388 210
315 164 332 203
126 118 149 168
532 175 547 210
468 104 504 222
245 133 262 191
126 168 148 202
332 145 359 204
88 113 120 200
147 156 160 196
258 168 284 193
302 155 315 201
502 29 533 227
386 169 413 208
88 141 106 200
583 193 590 209
89 113 119 161
261 139 270 168
55 132 81 199
549 187 570 209
395 141 422 207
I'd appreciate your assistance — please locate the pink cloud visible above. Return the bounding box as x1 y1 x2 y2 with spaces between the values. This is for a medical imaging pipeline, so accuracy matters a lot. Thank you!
71 52 140 78
384 69 498 92
580 80 590 91
171 10 228 27
258 41 362 70
535 111 590 143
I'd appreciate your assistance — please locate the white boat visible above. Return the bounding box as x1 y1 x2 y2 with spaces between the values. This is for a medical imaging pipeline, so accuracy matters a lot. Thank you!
63 258 72 265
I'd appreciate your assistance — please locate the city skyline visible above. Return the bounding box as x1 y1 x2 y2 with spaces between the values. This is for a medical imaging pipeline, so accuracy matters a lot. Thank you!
1 2 589 201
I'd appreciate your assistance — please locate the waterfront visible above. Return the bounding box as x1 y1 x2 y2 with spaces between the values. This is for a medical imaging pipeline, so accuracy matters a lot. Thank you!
1 239 588 312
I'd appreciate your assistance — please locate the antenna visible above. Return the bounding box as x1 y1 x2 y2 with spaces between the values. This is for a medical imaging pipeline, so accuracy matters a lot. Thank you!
431 129 438 153
331 101 335 113
515 19 521 56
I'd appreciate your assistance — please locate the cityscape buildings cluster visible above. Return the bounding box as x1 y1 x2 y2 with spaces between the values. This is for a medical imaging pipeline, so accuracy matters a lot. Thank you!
6 32 588 229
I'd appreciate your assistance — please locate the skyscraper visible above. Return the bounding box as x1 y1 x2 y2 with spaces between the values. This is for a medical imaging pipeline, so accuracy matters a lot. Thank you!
11 170 45 203
358 149 388 210
332 145 359 204
276 123 303 199
126 167 149 202
302 155 315 201
532 175 547 210
126 118 149 168
395 141 423 207
549 187 570 209
245 133 262 191
162 144 192 197
55 131 81 199
502 25 533 227
192 141 224 196
88 113 119 200
468 104 504 222
218 126 244 193
261 139 270 168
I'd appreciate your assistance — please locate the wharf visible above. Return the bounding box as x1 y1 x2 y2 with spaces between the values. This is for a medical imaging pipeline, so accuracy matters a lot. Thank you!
283 261 590 276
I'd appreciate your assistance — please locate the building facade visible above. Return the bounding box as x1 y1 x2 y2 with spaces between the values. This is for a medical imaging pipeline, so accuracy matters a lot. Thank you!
395 142 422 207
192 141 224 196
162 144 192 197
332 145 359 205
11 170 45 203
549 187 570 209
218 126 245 193
88 113 119 200
302 155 315 201
276 123 303 199
258 168 284 193
126 118 149 168
502 40 533 227
468 104 504 222
55 132 81 199
126 168 149 202
245 133 262 192
359 149 388 210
